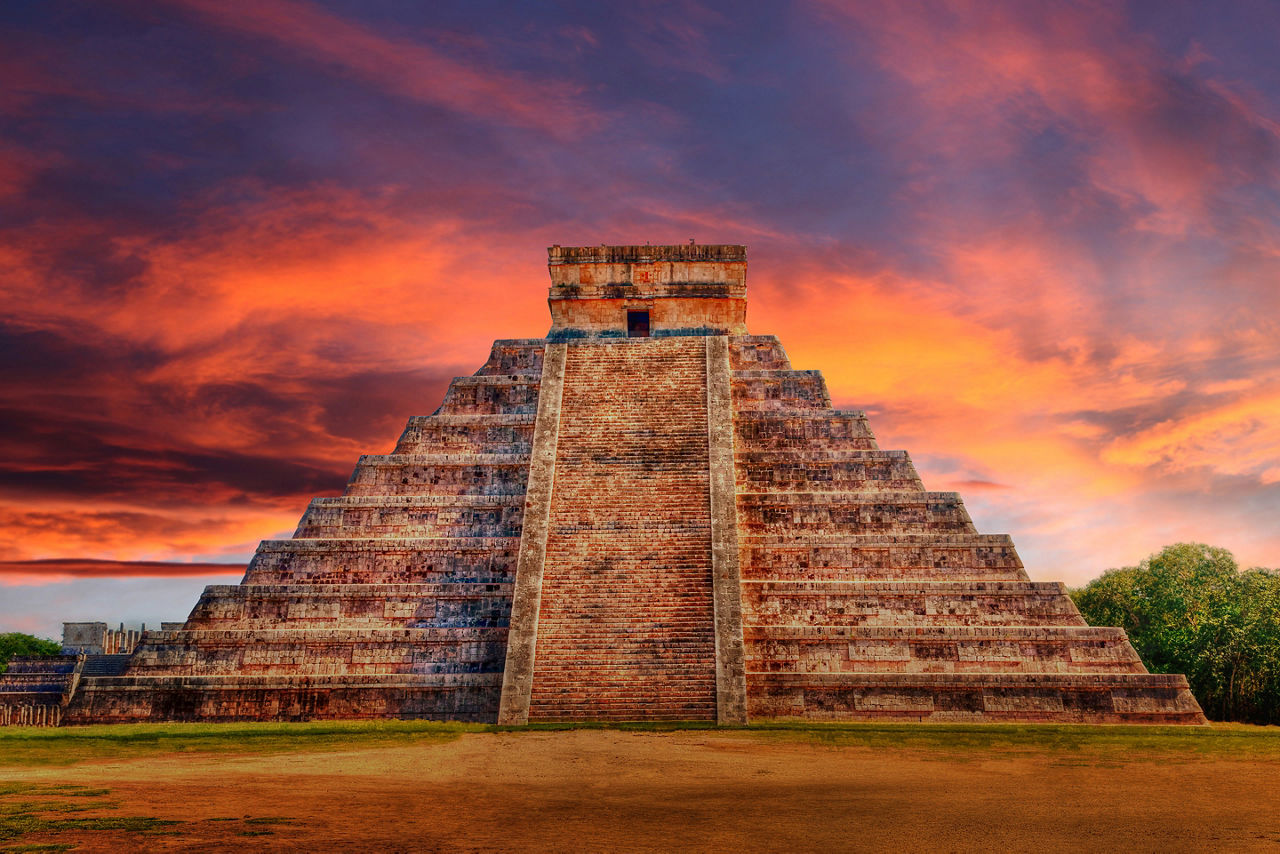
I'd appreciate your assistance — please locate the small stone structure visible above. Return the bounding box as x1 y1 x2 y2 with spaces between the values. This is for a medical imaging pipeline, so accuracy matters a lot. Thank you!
49 244 1202 725
61 622 147 655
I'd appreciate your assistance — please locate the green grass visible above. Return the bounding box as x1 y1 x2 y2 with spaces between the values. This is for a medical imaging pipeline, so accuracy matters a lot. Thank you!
731 720 1280 762
0 784 307 848
0 784 178 846
0 719 474 767
1 719 1278 769
506 719 1280 762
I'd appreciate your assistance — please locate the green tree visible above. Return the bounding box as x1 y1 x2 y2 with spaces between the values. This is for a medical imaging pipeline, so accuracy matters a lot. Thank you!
1071 543 1280 725
0 632 61 674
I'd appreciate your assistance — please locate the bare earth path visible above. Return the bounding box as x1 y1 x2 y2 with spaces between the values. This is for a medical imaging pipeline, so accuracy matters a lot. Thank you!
3 726 1280 852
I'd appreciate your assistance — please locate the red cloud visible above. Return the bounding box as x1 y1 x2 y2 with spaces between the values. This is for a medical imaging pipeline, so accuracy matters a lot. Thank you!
0 558 243 584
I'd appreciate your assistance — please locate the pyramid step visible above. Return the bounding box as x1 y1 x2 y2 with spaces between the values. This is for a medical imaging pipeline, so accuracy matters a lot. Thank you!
206 580 513 594
184 582 512 629
740 533 1026 582
732 409 873 450
404 413 537 426
732 370 830 410
736 450 924 491
128 627 509 676
733 369 826 378
0 656 78 676
80 654 131 676
394 414 535 455
472 340 546 376
437 375 541 416
0 675 72 693
745 625 1144 674
244 537 519 584
742 580 1084 627
737 491 975 535
528 711 716 723
345 453 530 497
738 450 920 462
296 495 525 538
728 335 792 371
144 626 506 641
65 673 504 724
746 672 1205 724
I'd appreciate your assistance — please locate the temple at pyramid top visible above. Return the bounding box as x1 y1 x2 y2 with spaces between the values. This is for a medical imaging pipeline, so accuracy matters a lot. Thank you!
547 243 748 338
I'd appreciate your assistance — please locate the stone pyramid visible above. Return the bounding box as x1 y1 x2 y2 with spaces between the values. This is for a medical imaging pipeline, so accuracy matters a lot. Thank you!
65 245 1205 725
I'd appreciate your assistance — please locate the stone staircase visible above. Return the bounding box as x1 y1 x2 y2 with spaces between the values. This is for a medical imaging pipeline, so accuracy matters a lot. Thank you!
80 655 131 677
527 338 719 722
64 340 548 723
729 335 1203 722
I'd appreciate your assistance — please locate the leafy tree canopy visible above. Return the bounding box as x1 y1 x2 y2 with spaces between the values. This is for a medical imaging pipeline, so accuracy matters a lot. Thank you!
1072 543 1280 725
0 632 62 674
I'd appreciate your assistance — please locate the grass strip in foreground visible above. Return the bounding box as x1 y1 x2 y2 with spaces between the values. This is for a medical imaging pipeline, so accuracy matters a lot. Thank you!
1 719 1278 768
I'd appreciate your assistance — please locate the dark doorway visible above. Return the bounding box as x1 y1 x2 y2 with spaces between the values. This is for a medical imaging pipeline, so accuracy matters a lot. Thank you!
627 310 650 338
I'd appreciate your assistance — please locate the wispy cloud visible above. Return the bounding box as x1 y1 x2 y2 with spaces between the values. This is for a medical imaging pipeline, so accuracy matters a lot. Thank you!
0 559 243 585
165 0 599 137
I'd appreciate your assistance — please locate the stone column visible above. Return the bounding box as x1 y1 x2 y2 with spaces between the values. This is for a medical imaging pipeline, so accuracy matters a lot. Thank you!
705 336 749 724
498 343 567 725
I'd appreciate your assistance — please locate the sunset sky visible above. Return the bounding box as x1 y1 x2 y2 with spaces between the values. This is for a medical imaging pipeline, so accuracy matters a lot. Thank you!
3 1 1279 638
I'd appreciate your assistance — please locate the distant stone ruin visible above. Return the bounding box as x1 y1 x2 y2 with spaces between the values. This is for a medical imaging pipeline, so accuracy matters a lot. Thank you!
9 244 1205 725
61 622 151 655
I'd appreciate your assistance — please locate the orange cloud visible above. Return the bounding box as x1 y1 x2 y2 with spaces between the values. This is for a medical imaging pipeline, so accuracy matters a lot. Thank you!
1103 386 1280 483
0 505 295 565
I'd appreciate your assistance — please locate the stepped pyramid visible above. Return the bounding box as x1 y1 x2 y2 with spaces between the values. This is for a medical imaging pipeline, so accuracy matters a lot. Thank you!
64 244 1205 725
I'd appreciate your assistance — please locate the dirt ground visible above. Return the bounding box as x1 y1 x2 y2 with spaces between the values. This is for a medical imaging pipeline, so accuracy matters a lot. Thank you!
4 727 1280 852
